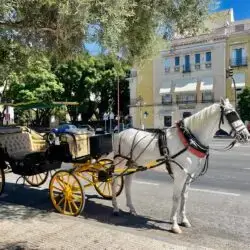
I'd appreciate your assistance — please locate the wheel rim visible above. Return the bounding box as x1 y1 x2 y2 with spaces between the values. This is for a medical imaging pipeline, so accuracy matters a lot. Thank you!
24 172 49 187
49 171 85 216
93 159 124 199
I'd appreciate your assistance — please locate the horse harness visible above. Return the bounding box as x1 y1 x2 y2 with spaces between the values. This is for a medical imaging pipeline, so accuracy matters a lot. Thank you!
114 104 243 181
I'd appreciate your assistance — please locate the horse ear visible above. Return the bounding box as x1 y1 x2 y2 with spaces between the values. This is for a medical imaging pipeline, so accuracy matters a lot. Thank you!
220 97 225 105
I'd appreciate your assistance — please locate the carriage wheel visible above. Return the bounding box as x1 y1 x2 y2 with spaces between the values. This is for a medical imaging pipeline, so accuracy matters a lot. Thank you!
93 159 124 200
24 172 49 187
0 168 5 196
49 170 85 216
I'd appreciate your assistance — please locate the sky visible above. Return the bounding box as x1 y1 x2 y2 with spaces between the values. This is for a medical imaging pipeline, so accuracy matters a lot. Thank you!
218 0 250 20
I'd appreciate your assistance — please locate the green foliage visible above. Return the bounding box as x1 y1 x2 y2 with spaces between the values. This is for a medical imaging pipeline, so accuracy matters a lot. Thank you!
238 87 250 122
54 54 130 121
8 57 64 103
0 0 216 62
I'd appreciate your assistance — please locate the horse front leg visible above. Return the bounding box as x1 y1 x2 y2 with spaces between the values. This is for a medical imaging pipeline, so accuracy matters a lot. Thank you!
111 175 120 215
170 170 188 234
124 174 137 215
180 179 192 228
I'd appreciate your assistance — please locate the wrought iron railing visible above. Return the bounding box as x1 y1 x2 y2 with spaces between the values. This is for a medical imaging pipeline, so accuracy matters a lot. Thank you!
230 57 248 67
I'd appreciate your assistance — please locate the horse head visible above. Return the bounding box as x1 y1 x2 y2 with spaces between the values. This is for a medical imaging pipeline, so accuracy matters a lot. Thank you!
219 98 250 143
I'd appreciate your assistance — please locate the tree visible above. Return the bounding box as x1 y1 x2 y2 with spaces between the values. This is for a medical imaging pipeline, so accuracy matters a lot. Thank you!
238 87 250 123
55 54 130 122
7 56 64 126
0 0 217 62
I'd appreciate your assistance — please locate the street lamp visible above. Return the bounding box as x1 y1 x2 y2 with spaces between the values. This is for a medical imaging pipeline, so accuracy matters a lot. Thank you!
226 67 237 109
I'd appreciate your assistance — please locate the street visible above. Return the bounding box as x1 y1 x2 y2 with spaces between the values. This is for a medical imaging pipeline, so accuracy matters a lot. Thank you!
1 139 250 249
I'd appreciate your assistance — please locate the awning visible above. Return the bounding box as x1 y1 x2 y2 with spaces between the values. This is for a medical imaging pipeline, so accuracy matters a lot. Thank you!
174 82 197 93
200 81 213 91
159 88 171 95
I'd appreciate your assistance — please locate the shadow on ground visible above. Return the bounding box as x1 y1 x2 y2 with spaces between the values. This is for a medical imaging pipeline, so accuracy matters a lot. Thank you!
0 182 171 232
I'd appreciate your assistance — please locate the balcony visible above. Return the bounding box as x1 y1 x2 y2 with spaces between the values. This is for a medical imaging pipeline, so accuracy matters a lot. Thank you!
174 66 180 72
205 62 212 69
182 65 191 73
230 57 248 67
162 96 172 105
195 64 201 70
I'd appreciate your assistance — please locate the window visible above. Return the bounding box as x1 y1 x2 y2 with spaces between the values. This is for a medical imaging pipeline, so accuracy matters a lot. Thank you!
164 58 171 73
202 92 213 102
235 24 244 32
162 94 172 104
183 55 191 72
175 56 180 66
195 54 200 64
177 94 196 103
231 48 247 66
164 116 172 127
206 52 211 62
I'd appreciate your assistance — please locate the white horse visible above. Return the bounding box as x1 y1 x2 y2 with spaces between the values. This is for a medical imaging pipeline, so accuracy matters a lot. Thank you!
110 98 250 234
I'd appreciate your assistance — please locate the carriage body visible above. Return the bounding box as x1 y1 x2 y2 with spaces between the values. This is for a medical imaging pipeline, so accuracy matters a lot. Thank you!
0 127 124 216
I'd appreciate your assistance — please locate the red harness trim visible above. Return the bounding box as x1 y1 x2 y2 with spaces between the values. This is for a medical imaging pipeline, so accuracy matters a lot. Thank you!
177 125 207 159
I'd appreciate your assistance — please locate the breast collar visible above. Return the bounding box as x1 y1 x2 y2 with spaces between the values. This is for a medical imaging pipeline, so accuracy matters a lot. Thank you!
176 120 209 158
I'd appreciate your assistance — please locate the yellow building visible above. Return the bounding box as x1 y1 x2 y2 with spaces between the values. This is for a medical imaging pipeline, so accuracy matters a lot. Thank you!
226 20 250 104
129 9 250 129
129 9 233 129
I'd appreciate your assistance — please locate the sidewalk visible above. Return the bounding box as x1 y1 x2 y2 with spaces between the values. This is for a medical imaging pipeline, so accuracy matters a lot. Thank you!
0 202 213 250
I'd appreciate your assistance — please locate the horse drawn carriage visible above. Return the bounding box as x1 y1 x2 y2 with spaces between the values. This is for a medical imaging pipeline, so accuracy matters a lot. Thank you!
0 126 125 216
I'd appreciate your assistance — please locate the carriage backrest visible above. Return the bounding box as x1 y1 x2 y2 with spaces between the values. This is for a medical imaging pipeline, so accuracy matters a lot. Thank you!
0 129 46 158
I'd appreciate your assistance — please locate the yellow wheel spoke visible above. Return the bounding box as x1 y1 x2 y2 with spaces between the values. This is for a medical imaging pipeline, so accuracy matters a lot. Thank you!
103 183 107 194
57 196 65 206
68 200 73 214
63 199 67 212
53 186 64 192
39 174 43 182
97 182 105 189
35 175 39 184
57 177 66 189
71 200 79 210
107 183 111 196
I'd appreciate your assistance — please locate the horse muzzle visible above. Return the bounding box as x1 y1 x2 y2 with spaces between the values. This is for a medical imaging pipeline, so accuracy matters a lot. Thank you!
235 129 250 144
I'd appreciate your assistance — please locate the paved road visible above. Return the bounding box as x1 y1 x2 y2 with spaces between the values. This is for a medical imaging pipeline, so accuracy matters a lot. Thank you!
1 139 250 249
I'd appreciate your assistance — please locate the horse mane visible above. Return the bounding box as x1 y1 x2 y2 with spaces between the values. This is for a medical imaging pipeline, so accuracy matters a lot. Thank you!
184 103 221 131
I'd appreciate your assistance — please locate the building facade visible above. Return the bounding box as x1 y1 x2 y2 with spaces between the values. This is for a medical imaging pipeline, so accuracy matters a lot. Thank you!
129 9 250 129
226 20 250 104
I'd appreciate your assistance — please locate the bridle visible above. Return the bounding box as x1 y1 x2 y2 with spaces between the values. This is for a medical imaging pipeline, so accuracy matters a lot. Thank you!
218 104 249 144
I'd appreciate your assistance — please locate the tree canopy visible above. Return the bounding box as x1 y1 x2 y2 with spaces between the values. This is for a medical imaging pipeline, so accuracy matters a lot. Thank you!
238 87 250 122
0 0 216 62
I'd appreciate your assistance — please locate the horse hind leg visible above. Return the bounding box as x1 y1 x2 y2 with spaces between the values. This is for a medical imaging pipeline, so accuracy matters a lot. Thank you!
124 174 137 215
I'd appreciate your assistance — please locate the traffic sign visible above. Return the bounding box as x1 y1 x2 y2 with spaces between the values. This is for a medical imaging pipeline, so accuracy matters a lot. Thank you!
103 112 109 121
109 112 114 120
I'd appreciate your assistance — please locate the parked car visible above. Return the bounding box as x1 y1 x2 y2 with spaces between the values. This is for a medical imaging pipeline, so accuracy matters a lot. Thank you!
78 124 95 132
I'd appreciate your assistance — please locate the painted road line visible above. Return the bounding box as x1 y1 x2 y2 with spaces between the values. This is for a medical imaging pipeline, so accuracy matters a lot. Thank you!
190 188 240 197
243 168 250 170
134 181 159 186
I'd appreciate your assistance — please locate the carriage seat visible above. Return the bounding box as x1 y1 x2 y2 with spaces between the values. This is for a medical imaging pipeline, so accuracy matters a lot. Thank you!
0 131 46 160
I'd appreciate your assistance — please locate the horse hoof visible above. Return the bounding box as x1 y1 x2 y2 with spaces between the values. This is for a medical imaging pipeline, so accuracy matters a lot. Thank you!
130 210 137 216
113 211 119 216
180 221 192 228
171 226 182 234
